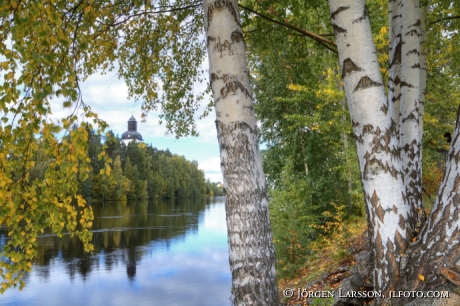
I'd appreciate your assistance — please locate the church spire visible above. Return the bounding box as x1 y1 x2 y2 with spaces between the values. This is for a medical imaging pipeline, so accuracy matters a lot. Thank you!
121 116 143 144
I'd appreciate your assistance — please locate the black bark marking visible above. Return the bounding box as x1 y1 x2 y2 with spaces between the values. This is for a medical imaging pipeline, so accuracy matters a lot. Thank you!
375 232 384 262
342 58 363 78
401 81 414 88
207 36 216 48
376 204 385 222
352 120 360 128
394 229 406 255
211 72 219 84
448 228 459 244
352 5 369 24
392 14 402 19
410 19 421 28
386 246 398 287
393 75 401 85
362 124 374 134
332 23 347 35
354 134 364 144
402 112 417 123
392 93 401 103
213 36 233 57
364 156 386 179
387 238 395 252
405 29 419 36
412 63 421 69
407 49 419 55
331 6 350 20
231 30 244 44
353 76 382 92
390 41 404 68
213 74 252 100
451 177 460 196
207 0 240 30
371 137 385 155
381 103 388 115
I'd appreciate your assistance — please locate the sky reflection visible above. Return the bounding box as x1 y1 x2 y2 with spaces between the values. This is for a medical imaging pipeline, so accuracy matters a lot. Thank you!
1 198 231 306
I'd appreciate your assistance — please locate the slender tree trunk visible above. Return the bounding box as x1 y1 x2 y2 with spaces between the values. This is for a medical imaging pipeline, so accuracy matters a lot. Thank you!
328 0 411 301
202 1 279 305
341 99 354 215
392 0 426 231
397 107 460 304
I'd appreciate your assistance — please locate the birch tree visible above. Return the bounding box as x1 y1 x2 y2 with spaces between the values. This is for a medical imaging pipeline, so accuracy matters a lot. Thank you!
202 0 279 304
328 0 460 304
1 1 280 302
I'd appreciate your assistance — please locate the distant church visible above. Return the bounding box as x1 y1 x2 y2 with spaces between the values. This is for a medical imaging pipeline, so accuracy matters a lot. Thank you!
121 116 143 145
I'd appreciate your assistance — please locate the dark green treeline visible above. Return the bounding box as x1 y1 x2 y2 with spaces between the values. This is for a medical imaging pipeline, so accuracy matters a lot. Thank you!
78 126 223 201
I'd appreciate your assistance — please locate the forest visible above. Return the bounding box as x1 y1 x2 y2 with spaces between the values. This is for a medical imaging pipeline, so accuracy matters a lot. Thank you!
78 127 223 201
25 124 221 202
1 0 460 305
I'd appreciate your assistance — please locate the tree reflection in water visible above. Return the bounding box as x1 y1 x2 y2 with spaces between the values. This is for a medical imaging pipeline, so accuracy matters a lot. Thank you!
0 197 231 306
13 198 207 282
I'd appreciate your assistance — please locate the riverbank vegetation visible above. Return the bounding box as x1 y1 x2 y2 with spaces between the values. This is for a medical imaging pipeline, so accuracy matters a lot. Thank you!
30 125 221 202
82 127 221 201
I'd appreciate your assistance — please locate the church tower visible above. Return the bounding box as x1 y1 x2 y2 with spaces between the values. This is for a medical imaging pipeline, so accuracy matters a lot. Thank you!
121 116 143 145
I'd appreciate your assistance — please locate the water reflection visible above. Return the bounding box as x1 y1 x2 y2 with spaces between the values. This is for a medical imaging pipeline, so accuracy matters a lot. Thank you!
1 197 231 306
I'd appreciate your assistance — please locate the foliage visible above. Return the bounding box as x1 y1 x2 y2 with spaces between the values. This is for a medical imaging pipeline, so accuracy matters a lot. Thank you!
268 158 317 278
88 133 209 201
241 0 364 278
0 1 210 290
0 124 98 292
205 179 224 197
2 0 460 297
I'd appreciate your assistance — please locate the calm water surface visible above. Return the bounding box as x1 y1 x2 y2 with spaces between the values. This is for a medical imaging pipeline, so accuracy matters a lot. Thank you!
1 197 231 306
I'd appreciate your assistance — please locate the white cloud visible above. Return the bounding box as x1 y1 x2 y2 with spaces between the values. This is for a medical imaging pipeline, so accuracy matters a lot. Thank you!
199 157 222 183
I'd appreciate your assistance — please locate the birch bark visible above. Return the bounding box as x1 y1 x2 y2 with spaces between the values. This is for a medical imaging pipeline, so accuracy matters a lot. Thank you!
396 0 426 231
397 107 460 303
202 1 279 305
328 0 410 301
329 1 460 304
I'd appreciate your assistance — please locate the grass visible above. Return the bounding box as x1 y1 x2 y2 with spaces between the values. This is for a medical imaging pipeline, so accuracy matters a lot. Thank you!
277 216 368 305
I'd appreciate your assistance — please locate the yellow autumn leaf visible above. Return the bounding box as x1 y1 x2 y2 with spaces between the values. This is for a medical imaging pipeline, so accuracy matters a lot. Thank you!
418 274 425 281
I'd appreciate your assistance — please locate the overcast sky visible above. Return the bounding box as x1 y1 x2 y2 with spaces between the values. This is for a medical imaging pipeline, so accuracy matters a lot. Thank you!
48 70 223 183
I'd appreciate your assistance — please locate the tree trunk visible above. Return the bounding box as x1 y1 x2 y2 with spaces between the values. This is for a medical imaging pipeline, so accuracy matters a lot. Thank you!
389 0 426 232
397 107 460 304
329 1 460 304
341 99 354 215
202 1 279 305
328 1 410 300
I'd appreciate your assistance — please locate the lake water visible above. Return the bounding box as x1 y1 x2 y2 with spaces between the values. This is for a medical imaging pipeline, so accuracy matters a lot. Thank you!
0 197 231 306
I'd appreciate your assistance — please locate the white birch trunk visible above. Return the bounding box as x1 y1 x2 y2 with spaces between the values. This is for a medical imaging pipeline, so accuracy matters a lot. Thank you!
389 0 426 234
202 1 279 305
397 108 460 304
399 0 426 231
330 1 460 304
328 0 411 301
389 0 403 130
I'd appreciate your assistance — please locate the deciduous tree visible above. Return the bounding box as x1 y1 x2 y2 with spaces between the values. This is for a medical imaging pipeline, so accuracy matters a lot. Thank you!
328 0 460 304
202 0 279 304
